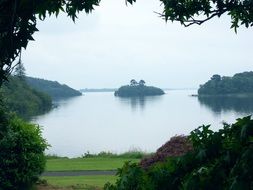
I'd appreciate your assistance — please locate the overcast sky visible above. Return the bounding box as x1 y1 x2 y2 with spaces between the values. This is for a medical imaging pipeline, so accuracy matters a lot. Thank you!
22 0 253 89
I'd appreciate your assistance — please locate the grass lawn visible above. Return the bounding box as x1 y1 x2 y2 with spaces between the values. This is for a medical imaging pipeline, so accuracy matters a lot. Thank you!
46 157 140 171
41 175 117 189
44 156 141 188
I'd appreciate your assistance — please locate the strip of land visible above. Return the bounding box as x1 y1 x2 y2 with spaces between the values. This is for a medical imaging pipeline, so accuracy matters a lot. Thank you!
46 157 140 172
42 170 117 177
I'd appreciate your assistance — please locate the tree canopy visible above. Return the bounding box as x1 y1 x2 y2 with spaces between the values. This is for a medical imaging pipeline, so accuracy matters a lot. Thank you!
1 75 52 118
1 0 252 86
114 80 165 97
198 72 253 95
159 0 253 31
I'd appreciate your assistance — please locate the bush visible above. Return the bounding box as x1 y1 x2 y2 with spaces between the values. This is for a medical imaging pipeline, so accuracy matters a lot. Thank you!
0 116 48 190
105 116 253 190
140 135 193 169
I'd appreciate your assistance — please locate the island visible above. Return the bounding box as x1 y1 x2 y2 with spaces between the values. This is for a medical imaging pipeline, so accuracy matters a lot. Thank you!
114 79 165 97
198 71 253 96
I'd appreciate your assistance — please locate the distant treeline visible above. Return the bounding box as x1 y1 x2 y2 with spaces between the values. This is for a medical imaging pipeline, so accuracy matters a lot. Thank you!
80 88 116 93
26 77 82 99
198 71 253 95
1 76 52 118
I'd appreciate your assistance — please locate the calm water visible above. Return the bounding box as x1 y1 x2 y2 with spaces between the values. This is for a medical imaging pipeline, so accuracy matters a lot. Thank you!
32 90 253 157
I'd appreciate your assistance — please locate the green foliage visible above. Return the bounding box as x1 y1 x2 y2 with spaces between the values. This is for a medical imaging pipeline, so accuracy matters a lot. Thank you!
198 71 253 95
105 116 253 190
1 76 52 119
160 0 253 32
104 162 151 190
0 94 9 133
26 76 82 99
0 116 48 190
115 82 165 97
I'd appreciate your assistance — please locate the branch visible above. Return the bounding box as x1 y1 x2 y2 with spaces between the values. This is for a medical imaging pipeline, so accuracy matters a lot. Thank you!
155 8 227 27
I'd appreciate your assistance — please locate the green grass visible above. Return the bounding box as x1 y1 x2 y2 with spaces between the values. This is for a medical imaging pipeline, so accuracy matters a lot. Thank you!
44 153 144 188
46 157 140 171
42 175 117 188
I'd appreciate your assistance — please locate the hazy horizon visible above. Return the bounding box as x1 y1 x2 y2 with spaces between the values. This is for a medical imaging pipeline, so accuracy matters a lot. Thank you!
22 0 253 89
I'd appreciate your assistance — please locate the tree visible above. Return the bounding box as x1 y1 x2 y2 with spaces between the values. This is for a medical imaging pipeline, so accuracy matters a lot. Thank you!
139 79 146 86
211 74 221 81
130 79 138 86
0 117 48 190
14 62 26 79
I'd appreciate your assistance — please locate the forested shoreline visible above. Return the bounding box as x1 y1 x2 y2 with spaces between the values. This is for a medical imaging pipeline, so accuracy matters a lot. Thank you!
1 75 82 119
26 77 82 99
198 72 253 95
1 76 52 119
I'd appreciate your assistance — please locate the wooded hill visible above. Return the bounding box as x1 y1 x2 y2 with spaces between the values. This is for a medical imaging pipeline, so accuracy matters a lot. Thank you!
1 76 52 118
26 77 82 99
198 72 253 95
1 76 82 118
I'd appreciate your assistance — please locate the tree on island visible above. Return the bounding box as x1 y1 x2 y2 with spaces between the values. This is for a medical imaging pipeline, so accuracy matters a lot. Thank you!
130 79 146 86
211 74 221 82
139 79 146 86
130 79 138 86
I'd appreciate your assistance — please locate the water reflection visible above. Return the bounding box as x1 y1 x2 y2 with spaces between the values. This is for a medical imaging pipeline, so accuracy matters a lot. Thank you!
198 96 253 115
31 96 82 121
116 95 164 111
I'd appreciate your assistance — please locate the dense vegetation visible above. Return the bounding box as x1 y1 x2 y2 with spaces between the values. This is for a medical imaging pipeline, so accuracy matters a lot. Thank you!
114 80 165 97
198 72 253 95
0 116 48 190
105 116 253 190
1 76 52 118
26 77 82 99
140 135 193 169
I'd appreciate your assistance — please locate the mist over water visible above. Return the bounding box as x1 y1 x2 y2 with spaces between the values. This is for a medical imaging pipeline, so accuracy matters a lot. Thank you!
32 90 252 157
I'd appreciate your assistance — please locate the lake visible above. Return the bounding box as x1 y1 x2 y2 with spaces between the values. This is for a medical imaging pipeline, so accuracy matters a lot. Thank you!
31 90 253 157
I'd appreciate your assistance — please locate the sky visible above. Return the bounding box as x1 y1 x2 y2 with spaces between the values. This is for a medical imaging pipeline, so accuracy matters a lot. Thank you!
22 0 253 89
